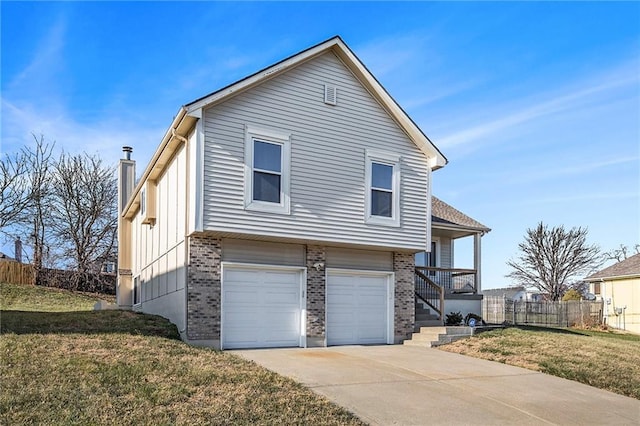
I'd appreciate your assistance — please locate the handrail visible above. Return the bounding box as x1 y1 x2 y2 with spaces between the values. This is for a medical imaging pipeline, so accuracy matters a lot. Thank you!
415 266 477 293
416 266 476 274
415 269 443 320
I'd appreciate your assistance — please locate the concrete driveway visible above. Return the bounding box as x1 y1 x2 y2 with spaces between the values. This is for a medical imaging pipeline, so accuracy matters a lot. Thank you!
234 345 640 425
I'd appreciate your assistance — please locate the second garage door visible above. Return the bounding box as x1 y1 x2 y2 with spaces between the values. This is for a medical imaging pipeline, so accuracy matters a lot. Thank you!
222 265 303 349
326 270 393 346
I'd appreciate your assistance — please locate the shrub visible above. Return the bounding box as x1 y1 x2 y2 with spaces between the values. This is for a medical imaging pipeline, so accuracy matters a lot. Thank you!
562 289 582 301
445 311 463 326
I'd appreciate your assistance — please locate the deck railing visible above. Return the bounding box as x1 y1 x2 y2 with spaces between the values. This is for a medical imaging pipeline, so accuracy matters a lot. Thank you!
415 267 477 294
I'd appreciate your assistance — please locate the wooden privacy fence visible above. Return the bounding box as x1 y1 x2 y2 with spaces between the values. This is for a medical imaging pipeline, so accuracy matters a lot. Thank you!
0 262 35 285
483 296 604 327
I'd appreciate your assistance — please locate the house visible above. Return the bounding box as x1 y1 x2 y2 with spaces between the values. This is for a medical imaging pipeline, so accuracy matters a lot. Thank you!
415 197 490 323
483 286 529 301
116 36 489 349
585 253 640 334
482 286 545 302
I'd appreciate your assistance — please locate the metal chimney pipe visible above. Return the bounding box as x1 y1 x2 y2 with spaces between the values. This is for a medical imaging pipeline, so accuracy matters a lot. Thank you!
122 146 133 160
14 237 22 263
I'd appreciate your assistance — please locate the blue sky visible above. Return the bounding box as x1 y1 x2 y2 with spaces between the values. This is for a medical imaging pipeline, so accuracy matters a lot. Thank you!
2 2 639 288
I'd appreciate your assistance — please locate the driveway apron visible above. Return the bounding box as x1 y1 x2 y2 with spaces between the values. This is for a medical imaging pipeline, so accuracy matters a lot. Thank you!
234 345 640 425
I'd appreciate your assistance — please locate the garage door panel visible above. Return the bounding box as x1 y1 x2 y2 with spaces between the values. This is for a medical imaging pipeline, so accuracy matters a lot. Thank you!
263 270 299 282
222 266 302 349
327 271 391 346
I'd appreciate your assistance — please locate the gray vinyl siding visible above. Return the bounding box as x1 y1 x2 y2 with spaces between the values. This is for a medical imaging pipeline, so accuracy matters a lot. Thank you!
439 237 452 269
325 247 393 271
221 239 305 266
202 51 429 251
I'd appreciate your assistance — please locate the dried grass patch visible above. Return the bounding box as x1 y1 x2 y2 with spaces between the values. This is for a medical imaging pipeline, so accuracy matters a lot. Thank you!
0 283 364 425
439 327 640 399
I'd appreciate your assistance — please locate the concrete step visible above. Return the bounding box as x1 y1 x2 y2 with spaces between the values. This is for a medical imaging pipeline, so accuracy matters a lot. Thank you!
417 326 447 334
430 334 473 347
404 325 474 347
407 332 441 343
416 313 440 321
403 339 432 348
414 320 443 330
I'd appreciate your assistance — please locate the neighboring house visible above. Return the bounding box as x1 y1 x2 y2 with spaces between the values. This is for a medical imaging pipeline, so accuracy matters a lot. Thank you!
482 286 546 302
116 36 488 349
483 286 529 301
0 252 17 262
585 253 640 334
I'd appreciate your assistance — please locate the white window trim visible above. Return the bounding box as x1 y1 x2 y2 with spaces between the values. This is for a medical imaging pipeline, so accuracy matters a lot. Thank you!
244 125 291 214
365 149 401 227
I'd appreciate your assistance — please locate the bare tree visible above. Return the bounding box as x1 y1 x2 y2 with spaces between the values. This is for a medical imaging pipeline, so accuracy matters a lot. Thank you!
51 152 117 288
21 135 56 282
0 148 30 229
506 222 602 301
603 244 640 263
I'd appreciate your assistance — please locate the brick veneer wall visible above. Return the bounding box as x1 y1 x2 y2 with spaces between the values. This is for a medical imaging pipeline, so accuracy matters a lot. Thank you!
187 235 222 341
306 245 326 342
393 252 415 342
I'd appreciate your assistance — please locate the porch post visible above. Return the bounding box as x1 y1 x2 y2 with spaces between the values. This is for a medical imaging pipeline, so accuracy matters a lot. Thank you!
474 233 482 293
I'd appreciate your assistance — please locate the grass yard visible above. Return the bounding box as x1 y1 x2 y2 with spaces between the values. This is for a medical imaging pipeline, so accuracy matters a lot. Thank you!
1 281 115 312
0 282 364 425
438 326 640 400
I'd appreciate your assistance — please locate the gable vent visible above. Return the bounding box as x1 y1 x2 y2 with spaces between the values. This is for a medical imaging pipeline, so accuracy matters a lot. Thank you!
324 84 337 105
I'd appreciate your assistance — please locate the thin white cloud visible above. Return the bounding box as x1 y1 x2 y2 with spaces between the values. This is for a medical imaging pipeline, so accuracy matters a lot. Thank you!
437 60 640 149
1 97 163 168
522 191 638 205
7 16 67 98
355 33 432 78
487 155 640 187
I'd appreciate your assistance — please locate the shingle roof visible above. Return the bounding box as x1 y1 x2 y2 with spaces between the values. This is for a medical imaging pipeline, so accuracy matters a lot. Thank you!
432 196 491 232
586 253 640 280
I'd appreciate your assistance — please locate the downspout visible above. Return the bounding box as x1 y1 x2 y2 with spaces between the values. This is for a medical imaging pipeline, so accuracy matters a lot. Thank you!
172 128 188 144
171 126 190 339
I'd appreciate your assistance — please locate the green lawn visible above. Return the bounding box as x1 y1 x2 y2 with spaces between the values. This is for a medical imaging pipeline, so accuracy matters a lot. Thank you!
438 326 640 400
1 282 364 425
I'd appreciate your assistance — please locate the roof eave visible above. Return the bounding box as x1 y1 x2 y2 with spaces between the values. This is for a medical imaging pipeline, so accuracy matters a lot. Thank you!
432 221 491 236
184 36 448 169
122 107 197 219
584 273 640 282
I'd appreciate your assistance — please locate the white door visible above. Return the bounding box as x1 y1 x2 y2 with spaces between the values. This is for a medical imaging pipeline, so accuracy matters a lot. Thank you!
326 270 393 346
222 265 303 349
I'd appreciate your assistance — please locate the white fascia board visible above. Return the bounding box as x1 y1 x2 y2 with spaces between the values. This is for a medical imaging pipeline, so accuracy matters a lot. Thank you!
584 274 640 282
331 39 448 170
185 37 343 114
123 106 191 218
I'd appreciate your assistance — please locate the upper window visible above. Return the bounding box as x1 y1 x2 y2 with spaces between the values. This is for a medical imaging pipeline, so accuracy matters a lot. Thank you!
253 140 282 203
365 150 400 227
244 126 291 214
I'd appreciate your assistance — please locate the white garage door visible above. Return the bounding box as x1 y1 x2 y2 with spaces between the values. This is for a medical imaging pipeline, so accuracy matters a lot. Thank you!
222 265 303 349
326 270 393 346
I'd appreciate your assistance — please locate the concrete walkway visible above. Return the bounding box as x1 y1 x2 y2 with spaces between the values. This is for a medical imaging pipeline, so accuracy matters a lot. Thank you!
234 345 640 425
